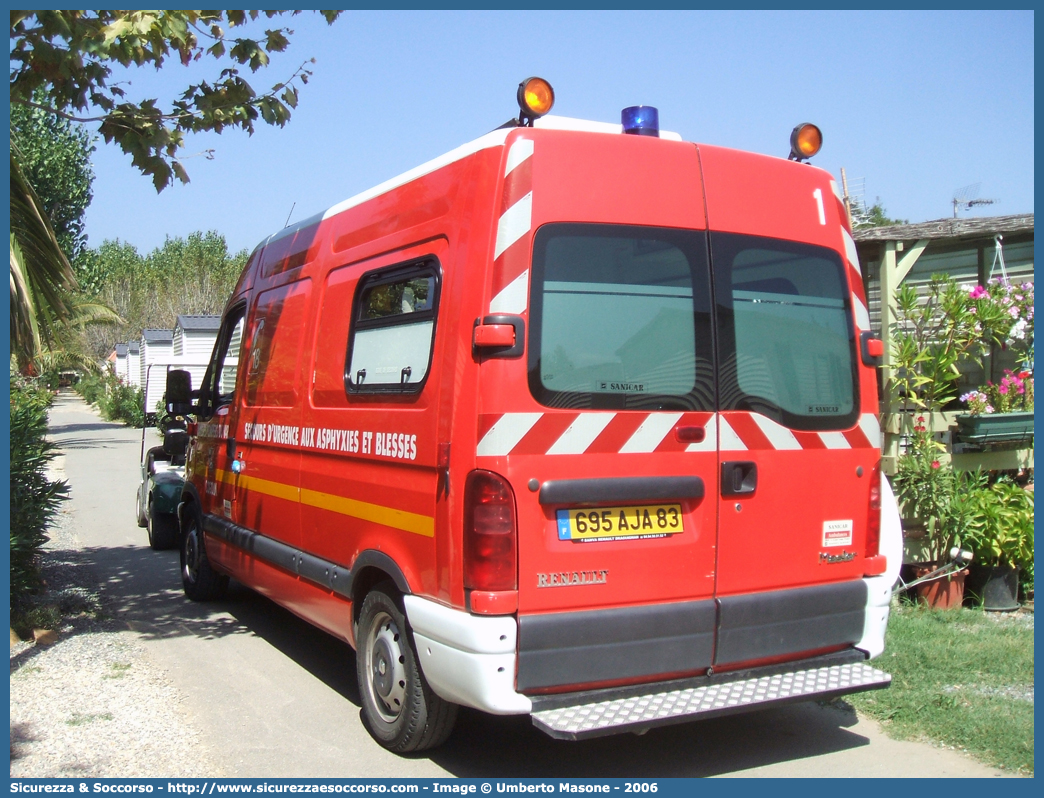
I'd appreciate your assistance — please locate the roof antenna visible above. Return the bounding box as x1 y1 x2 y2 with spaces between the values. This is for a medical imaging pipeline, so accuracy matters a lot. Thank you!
952 183 998 218
284 201 296 228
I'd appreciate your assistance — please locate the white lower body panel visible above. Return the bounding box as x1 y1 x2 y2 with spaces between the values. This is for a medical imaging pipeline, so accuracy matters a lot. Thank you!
856 474 904 659
404 595 531 715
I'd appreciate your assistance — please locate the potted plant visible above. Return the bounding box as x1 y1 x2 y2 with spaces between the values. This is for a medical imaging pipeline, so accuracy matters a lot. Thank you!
956 480 1035 611
957 370 1034 445
891 430 970 608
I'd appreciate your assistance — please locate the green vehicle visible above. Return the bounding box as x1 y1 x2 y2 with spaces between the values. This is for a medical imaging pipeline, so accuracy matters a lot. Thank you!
135 409 190 551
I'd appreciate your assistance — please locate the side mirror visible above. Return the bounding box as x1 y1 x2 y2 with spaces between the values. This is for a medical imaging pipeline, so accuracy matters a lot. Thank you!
166 369 194 415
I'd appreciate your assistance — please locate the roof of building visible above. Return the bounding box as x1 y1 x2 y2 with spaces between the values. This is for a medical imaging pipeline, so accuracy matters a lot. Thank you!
114 343 128 356
176 315 222 332
128 342 140 354
141 328 174 342
853 213 1034 243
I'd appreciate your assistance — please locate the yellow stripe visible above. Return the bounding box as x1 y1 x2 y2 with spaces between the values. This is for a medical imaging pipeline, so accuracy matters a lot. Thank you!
215 469 434 538
301 488 434 538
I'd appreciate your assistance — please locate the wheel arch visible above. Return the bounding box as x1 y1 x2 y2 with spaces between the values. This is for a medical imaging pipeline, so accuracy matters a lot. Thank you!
350 551 412 629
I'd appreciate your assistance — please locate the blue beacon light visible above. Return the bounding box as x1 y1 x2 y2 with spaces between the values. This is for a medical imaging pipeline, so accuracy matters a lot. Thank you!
621 105 659 137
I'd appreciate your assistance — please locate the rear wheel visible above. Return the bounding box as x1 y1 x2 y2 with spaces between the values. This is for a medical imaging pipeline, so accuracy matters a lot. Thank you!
147 497 179 551
356 584 457 752
180 503 228 601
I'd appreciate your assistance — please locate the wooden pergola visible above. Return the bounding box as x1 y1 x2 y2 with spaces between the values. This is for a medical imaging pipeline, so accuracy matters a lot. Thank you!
853 213 1034 473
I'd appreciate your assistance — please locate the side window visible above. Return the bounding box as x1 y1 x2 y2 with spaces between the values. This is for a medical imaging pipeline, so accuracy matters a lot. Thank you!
201 308 246 417
244 280 312 407
345 260 440 393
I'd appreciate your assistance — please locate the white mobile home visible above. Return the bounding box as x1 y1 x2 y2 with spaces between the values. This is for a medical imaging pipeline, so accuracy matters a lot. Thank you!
173 315 221 360
126 341 141 387
140 329 175 415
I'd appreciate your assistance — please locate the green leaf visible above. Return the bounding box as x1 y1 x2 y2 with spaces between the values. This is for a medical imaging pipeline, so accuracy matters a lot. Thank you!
265 29 290 52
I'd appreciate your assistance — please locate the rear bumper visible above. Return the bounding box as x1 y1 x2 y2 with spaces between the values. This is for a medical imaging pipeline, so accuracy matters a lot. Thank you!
405 588 893 733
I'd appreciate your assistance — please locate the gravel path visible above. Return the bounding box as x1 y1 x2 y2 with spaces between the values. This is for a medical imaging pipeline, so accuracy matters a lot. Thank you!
10 448 223 777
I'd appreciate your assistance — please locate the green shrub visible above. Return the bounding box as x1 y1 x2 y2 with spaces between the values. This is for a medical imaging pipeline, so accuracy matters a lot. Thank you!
75 372 106 405
10 374 68 610
101 379 144 427
75 371 145 427
957 480 1034 569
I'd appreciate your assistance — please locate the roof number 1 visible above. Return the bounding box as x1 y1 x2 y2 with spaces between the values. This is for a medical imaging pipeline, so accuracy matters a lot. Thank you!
813 187 826 225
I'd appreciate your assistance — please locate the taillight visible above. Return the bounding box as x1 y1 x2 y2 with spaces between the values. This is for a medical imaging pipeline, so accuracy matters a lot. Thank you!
464 470 517 591
865 460 882 559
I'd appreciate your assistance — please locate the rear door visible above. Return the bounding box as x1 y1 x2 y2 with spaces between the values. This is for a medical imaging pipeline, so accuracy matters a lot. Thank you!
476 132 719 694
497 222 720 693
700 146 880 669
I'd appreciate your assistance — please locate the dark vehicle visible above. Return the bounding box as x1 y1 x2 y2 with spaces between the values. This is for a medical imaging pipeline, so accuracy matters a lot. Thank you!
136 365 191 550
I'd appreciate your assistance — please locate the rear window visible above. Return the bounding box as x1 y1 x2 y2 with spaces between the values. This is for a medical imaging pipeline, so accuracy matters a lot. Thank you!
528 224 714 411
712 232 858 430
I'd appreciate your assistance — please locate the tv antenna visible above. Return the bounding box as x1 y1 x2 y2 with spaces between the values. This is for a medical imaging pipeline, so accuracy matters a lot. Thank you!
952 182 998 217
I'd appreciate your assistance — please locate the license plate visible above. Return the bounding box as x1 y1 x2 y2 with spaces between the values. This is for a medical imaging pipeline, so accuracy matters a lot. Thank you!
557 504 684 542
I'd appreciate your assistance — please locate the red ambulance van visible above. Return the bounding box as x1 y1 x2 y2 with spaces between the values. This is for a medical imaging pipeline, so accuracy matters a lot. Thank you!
167 79 902 752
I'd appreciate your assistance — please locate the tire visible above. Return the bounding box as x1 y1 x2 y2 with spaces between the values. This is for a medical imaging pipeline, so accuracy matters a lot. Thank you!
147 497 179 551
180 503 229 601
356 583 458 752
135 489 148 528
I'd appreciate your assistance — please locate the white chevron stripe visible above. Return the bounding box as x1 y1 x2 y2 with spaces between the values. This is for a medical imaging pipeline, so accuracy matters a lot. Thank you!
718 417 748 451
818 431 851 449
619 413 683 454
859 414 882 448
853 295 871 332
504 139 534 176
842 228 861 275
489 269 529 314
685 413 717 453
547 413 615 455
751 414 802 450
494 192 533 260
477 413 542 457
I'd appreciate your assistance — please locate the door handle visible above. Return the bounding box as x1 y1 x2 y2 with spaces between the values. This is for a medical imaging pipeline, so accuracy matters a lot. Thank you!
226 436 236 459
721 461 757 496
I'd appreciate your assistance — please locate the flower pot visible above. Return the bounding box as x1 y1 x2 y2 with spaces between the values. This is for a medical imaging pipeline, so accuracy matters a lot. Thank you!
955 411 1034 446
913 564 968 610
980 564 1021 612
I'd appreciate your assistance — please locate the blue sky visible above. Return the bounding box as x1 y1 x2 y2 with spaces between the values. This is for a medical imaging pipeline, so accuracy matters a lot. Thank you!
82 10 1035 256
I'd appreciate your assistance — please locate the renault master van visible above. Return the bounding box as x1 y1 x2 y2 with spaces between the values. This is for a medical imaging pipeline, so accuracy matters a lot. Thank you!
168 79 901 752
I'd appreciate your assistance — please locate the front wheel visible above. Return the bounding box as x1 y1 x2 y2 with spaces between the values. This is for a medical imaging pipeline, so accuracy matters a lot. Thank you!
180 504 229 601
135 488 148 528
356 584 457 752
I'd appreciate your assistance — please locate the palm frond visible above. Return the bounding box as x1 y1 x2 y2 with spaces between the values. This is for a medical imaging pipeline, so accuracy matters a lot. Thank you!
10 143 78 363
10 235 42 368
33 347 103 375
66 299 125 328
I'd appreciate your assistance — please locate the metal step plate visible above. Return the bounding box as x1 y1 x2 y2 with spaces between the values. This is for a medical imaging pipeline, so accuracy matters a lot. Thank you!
531 662 891 740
